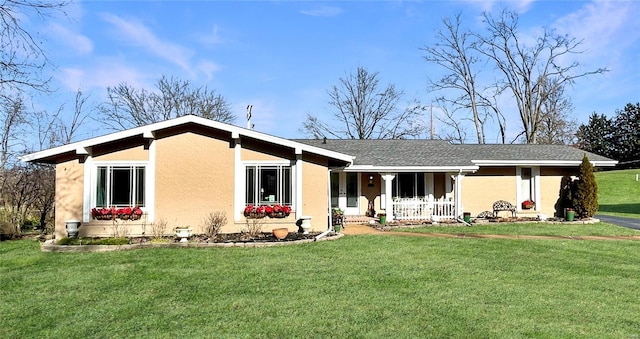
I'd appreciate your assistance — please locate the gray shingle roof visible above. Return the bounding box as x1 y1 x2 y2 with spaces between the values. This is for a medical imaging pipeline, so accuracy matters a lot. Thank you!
293 139 615 167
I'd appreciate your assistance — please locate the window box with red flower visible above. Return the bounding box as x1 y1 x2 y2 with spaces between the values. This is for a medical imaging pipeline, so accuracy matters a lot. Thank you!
92 206 143 220
244 204 292 219
244 205 266 219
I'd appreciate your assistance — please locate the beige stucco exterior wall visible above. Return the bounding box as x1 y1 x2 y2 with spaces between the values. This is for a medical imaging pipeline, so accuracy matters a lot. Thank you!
299 154 331 232
54 159 85 239
155 132 235 234
53 129 338 238
93 145 148 161
539 167 572 217
461 167 517 217
461 166 572 218
67 145 151 238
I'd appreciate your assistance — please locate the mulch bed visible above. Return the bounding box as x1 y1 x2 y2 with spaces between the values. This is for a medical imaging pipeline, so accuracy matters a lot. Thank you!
128 232 326 244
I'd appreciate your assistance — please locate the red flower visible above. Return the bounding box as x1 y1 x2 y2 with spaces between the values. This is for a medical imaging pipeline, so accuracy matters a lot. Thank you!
244 205 255 216
133 206 143 215
282 205 292 215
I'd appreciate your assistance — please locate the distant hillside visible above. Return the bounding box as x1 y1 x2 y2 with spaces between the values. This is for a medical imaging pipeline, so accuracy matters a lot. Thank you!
595 169 640 218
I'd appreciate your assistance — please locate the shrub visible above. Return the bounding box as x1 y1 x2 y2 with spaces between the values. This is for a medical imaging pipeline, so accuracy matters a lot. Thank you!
573 154 599 218
204 211 227 238
150 218 168 239
57 237 129 245
244 218 263 238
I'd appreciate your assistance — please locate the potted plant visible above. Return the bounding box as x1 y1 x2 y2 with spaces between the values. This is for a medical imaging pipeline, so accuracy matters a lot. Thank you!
521 199 535 210
566 208 575 222
272 227 288 239
378 213 386 225
332 208 344 227
175 226 193 242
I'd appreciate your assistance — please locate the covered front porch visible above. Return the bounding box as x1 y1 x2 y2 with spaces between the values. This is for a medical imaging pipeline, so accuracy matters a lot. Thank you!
330 169 473 222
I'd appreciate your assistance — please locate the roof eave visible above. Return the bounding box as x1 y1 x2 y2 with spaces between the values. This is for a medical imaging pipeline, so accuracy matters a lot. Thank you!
20 115 354 165
342 165 479 173
472 160 619 167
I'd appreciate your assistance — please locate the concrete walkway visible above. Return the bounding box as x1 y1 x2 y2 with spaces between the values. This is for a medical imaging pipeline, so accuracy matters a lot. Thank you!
341 223 640 241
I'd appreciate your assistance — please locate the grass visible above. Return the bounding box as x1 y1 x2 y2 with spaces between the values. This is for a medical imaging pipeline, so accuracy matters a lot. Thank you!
392 222 640 237
595 168 640 219
2 235 640 338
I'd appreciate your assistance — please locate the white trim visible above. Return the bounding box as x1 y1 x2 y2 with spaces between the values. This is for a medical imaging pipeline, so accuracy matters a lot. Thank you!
87 161 151 218
20 115 354 165
147 139 156 222
533 167 541 210
473 160 617 167
381 173 396 220
425 173 434 201
233 138 243 222
344 165 479 173
82 155 93 222
516 166 540 212
295 154 303 219
453 172 464 218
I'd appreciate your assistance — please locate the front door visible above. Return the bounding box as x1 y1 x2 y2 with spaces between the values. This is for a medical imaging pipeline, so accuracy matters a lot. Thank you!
331 172 360 215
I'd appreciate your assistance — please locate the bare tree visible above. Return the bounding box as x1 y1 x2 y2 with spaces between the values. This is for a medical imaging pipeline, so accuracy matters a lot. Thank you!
99 75 236 130
475 9 607 144
302 67 424 139
0 95 29 170
536 79 577 144
0 0 68 98
433 100 467 144
422 14 488 143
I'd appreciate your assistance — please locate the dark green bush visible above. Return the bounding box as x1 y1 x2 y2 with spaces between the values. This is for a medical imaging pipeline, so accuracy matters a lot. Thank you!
573 154 599 218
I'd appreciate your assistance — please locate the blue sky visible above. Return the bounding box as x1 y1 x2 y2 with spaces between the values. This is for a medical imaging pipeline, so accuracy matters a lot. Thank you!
36 0 639 142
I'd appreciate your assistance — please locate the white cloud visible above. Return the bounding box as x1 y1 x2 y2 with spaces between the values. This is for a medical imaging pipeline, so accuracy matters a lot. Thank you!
553 0 639 57
48 23 93 55
461 0 535 13
197 60 222 80
300 6 343 17
100 13 195 74
57 59 149 93
199 24 223 46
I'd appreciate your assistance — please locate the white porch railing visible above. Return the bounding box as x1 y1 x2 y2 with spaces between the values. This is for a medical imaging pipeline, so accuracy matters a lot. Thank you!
392 197 456 220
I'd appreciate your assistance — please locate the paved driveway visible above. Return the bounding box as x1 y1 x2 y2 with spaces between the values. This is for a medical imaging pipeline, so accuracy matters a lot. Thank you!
595 214 640 230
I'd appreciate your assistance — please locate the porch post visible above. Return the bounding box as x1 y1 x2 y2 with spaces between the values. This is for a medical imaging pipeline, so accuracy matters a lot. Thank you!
381 173 396 221
453 172 465 218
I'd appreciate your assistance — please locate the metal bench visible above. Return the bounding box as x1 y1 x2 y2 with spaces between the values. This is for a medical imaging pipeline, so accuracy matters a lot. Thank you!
492 200 516 218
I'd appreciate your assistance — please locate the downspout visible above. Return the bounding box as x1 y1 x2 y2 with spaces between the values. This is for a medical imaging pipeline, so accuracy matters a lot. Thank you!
315 168 333 241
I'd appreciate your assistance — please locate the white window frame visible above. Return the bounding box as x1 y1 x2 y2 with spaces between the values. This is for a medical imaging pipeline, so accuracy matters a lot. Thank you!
89 161 150 215
242 160 295 208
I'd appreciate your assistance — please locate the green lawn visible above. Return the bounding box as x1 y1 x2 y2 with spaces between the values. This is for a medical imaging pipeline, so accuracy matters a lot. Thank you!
595 168 640 219
2 236 639 338
392 222 640 237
